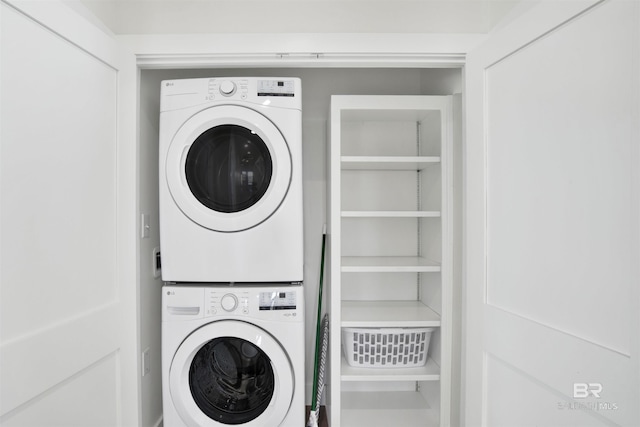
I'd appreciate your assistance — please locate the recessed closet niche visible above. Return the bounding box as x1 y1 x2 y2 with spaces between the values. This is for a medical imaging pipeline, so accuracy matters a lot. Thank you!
138 67 462 427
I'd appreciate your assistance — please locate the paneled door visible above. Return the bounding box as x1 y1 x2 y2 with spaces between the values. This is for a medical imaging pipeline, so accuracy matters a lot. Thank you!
0 1 138 426
465 0 639 425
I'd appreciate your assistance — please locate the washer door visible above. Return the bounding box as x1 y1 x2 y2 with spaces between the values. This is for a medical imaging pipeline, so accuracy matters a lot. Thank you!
166 105 292 232
169 320 294 426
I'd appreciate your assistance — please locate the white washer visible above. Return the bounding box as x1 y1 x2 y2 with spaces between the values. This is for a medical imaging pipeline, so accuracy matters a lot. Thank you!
162 284 305 427
159 77 303 282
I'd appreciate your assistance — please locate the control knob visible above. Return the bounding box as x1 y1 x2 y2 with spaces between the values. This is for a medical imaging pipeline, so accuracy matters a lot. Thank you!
219 80 236 96
221 293 238 312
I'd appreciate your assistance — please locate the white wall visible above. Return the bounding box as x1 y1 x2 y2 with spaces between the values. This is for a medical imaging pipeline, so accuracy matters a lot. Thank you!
79 0 518 35
139 67 461 423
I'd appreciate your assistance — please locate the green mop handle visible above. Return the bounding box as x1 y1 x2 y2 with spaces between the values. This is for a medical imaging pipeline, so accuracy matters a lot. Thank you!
310 226 327 412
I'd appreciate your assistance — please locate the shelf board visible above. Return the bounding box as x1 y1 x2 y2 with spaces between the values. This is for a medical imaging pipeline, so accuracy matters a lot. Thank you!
342 210 441 218
341 156 440 170
341 256 441 273
341 391 439 427
341 300 441 327
341 356 440 382
341 107 442 123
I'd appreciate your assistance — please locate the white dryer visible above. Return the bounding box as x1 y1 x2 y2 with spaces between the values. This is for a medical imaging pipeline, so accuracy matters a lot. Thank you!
159 77 303 282
162 284 305 427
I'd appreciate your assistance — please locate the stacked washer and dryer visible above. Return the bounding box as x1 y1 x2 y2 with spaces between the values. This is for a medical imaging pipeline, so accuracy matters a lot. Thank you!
159 77 305 427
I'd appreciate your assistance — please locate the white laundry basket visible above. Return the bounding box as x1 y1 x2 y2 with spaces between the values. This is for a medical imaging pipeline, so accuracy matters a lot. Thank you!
342 327 434 368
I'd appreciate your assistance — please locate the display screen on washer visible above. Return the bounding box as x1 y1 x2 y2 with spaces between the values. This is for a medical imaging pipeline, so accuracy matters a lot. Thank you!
189 337 274 424
185 125 273 213
259 291 296 310
257 80 295 97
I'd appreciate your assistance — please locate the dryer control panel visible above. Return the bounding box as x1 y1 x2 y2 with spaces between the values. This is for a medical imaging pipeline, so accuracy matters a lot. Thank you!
257 79 296 97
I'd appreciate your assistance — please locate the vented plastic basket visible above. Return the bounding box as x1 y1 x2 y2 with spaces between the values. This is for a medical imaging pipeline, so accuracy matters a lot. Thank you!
342 327 434 368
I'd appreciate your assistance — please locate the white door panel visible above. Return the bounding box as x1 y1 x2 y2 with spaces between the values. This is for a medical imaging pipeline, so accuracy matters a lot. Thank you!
465 0 639 425
485 0 635 356
1 5 117 342
1 354 119 427
0 1 137 425
485 354 611 427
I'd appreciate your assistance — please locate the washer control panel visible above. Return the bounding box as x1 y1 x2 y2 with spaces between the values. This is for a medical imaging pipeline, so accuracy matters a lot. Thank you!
163 285 303 321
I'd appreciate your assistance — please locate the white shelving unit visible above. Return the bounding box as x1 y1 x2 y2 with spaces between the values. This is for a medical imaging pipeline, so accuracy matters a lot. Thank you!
328 95 452 427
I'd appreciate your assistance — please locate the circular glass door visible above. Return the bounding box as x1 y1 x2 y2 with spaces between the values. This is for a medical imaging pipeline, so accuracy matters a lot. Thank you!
189 337 274 424
169 321 294 427
185 125 273 214
165 105 292 232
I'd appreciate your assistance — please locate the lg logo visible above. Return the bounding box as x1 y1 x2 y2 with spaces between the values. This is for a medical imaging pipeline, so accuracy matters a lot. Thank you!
573 383 602 398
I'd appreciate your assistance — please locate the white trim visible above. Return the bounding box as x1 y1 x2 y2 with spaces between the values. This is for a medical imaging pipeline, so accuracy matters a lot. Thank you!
137 52 467 69
3 0 119 66
115 43 142 427
120 33 487 69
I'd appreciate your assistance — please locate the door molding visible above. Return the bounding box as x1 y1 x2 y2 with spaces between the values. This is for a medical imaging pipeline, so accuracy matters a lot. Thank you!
136 52 467 69
119 32 485 69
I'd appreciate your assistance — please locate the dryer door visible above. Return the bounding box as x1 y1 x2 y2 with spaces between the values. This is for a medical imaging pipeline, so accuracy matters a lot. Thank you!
169 320 294 427
165 105 292 232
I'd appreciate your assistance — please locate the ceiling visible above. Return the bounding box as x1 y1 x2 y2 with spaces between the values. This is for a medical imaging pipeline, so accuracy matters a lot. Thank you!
74 0 519 35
